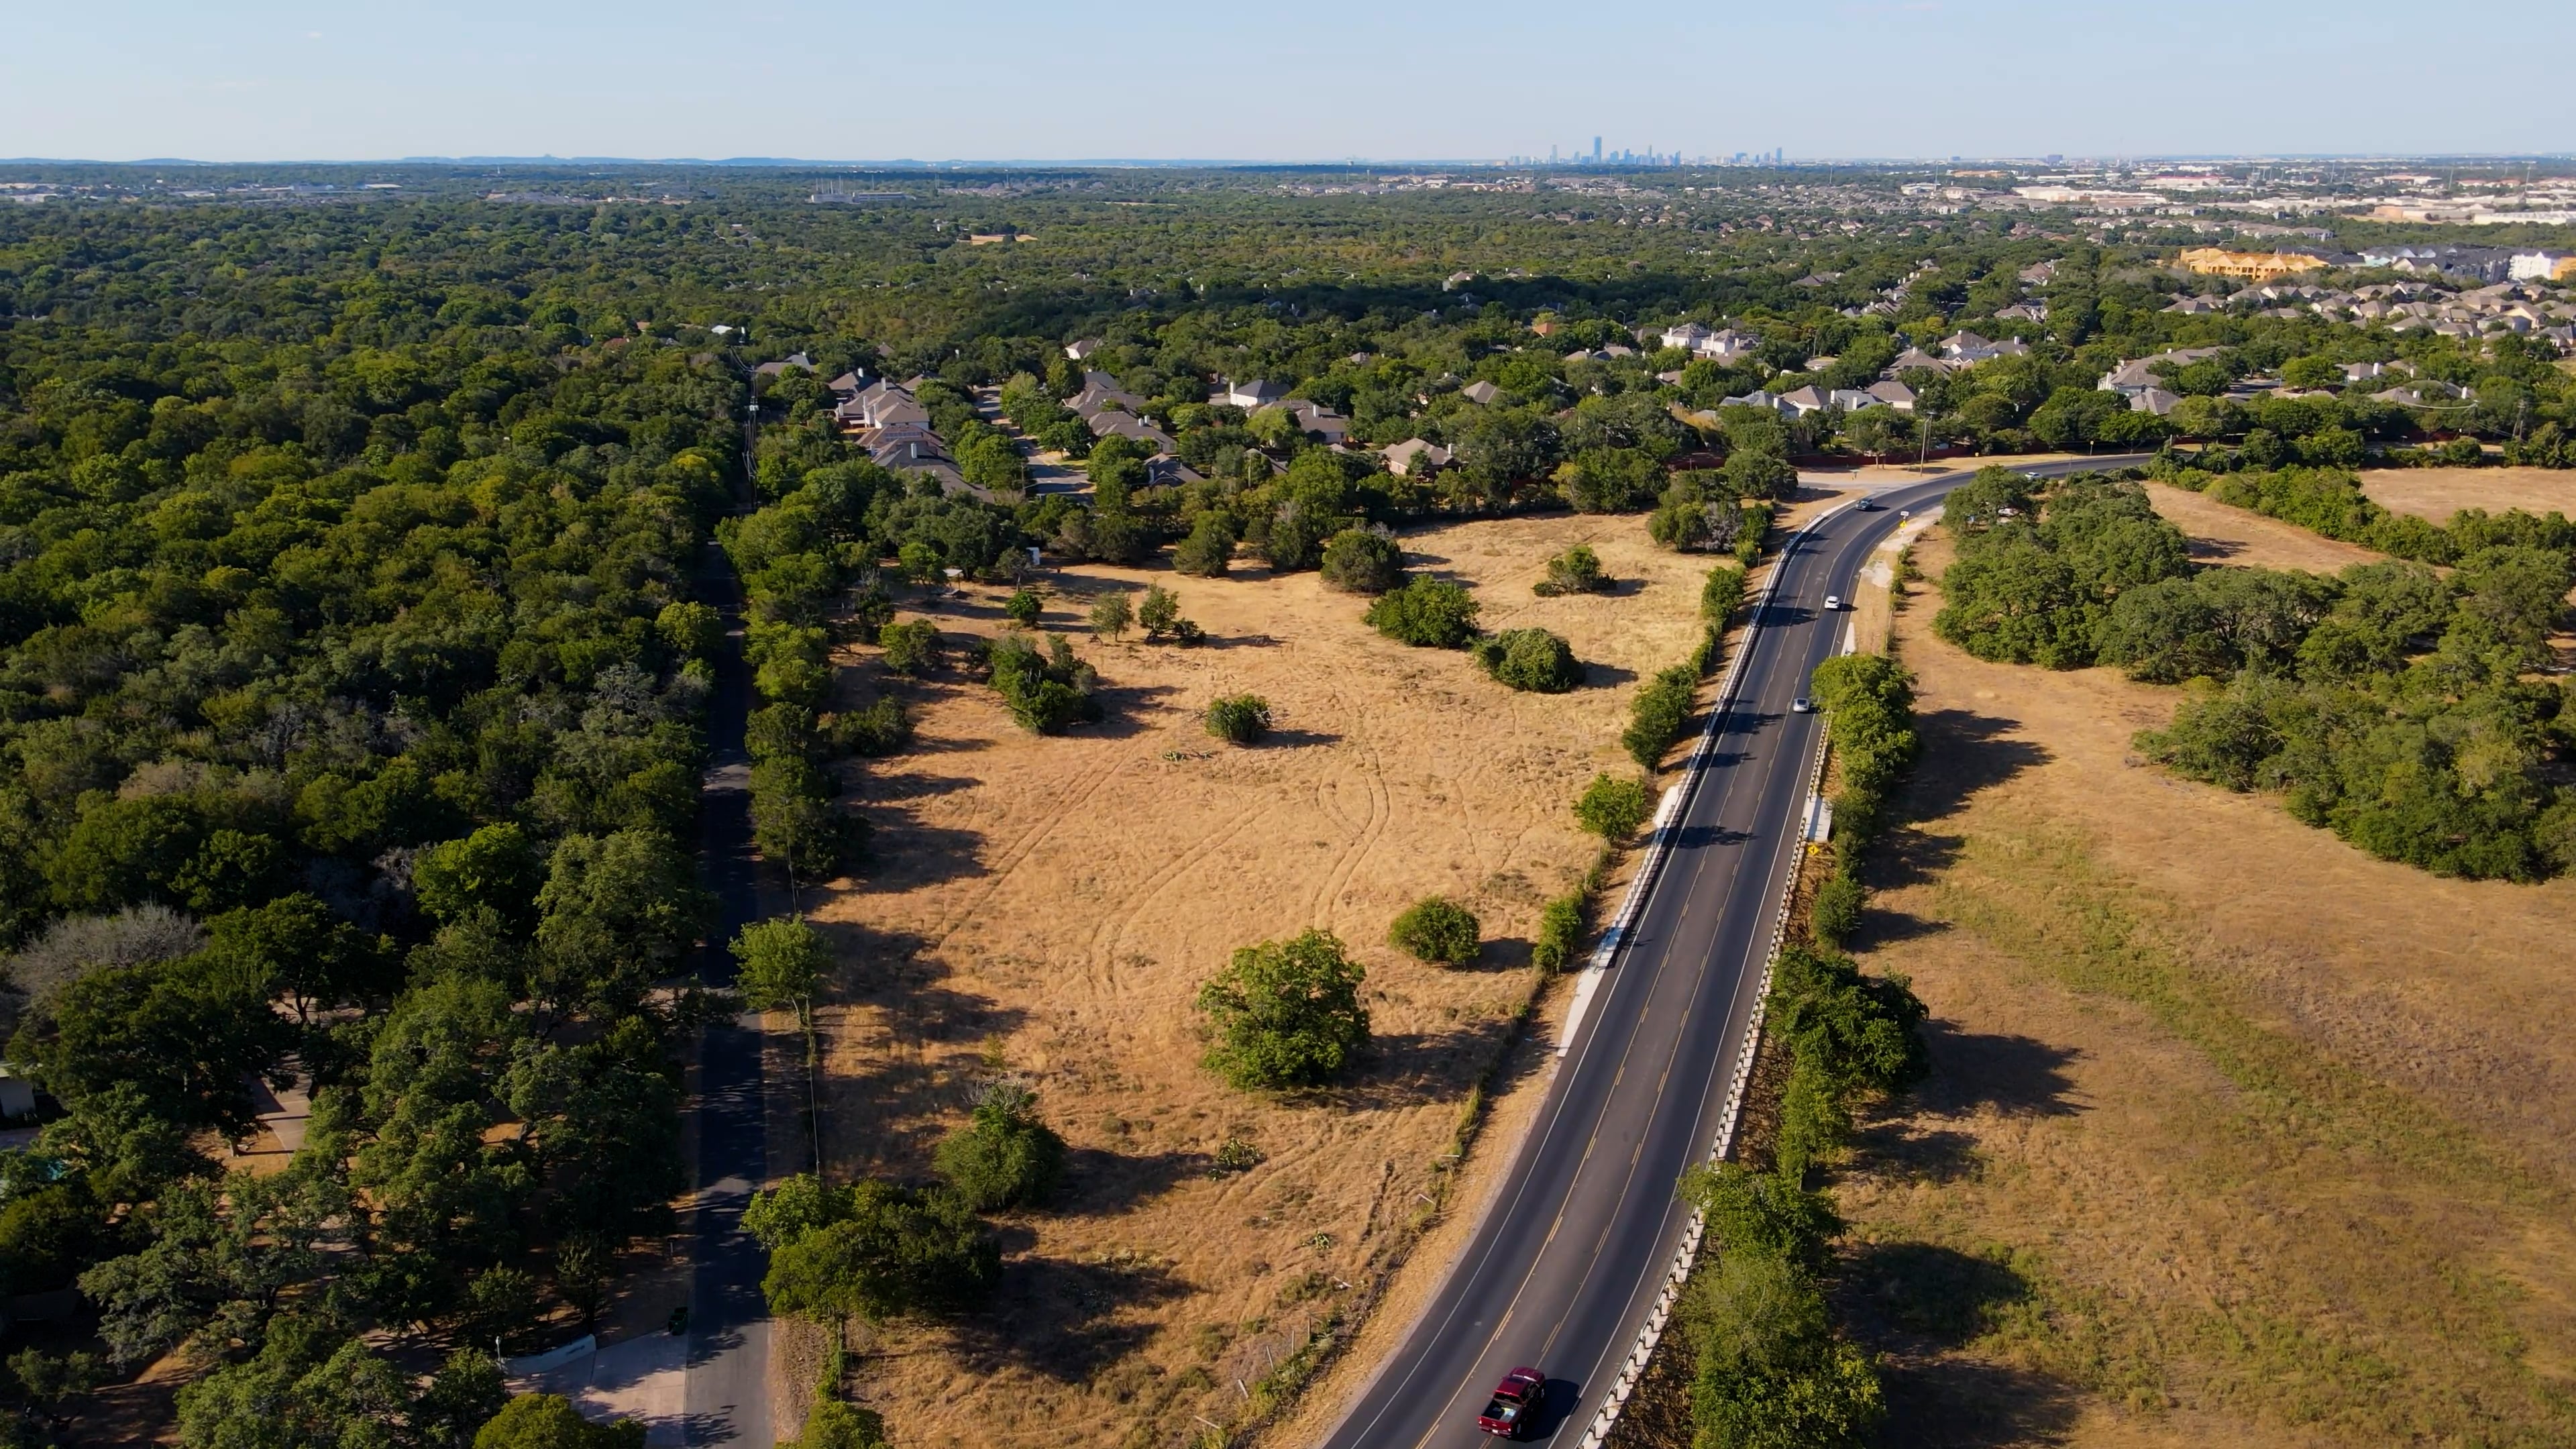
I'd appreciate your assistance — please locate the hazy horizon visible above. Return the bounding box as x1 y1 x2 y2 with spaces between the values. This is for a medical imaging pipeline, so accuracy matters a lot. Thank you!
7 0 2571 166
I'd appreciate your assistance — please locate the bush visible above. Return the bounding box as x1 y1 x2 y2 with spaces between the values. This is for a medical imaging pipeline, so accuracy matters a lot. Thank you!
1810 873 1863 947
760 1180 999 1323
827 697 912 757
1002 588 1043 627
1320 528 1407 594
1388 896 1481 966
1534 545 1609 597
1173 513 1238 576
986 632 1102 734
933 1081 1066 1212
878 619 942 676
1136 584 1182 639
1621 665 1699 769
1195 929 1371 1089
1700 563 1747 623
1471 629 1582 692
1574 773 1651 839
1365 577 1479 647
1088 591 1133 640
1532 893 1587 972
1203 694 1273 745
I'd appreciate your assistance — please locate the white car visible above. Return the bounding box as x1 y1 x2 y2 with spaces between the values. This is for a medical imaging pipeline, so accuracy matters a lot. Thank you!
1790 696 1815 713
1822 594 1842 611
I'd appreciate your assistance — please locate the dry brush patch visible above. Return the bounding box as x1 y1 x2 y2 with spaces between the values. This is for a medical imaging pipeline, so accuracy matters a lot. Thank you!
1815 527 2576 1448
804 513 1713 1449
2359 465 2576 524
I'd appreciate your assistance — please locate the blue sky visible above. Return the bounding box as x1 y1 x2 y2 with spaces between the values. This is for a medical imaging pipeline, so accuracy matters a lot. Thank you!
5 0 2571 164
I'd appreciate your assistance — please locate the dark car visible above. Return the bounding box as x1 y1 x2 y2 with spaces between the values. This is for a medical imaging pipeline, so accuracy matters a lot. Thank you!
1477 1366 1546 1438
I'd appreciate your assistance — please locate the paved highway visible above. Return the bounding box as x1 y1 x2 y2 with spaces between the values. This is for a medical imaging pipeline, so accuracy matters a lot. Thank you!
1321 457 2146 1449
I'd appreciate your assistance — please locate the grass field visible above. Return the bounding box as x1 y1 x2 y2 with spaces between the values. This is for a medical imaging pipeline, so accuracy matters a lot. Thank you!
800 513 1719 1449
1823 527 2576 1448
2359 465 2576 523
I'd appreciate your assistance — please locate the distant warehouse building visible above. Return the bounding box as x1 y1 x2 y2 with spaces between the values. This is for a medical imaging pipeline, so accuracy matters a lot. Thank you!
2510 250 2576 282
2177 246 2351 282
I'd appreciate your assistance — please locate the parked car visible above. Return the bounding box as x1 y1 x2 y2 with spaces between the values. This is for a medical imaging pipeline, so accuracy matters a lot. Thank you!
1476 1367 1546 1438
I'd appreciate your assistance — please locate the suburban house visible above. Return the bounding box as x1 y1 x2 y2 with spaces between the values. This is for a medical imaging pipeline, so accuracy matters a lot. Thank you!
1283 402 1350 444
1940 331 2030 363
2341 360 2414 383
1069 371 1147 418
1088 411 1178 451
2100 347 2224 398
1864 378 1917 411
2509 252 2576 282
1211 377 1289 409
1884 346 1952 375
1459 380 1503 405
1382 439 1454 476
826 370 866 397
2129 386 2184 416
752 352 816 378
1064 337 1104 360
2373 380 2470 407
1992 301 2048 322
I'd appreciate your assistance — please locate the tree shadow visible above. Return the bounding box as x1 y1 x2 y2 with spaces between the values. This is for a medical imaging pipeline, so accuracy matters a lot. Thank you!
1584 662 1639 688
1082 682 1184 739
1059 1146 1214 1216
808 923 1031 1173
1669 822 1751 851
1324 1021 1518 1110
2186 537 2247 561
1841 1240 2032 1349
1844 1122 1985 1185
1203 631 1282 650
1259 727 1343 748
949 1256 1191 1383
849 808 987 891
1846 906 1951 947
857 771 979 802
1919 1026 2084 1119
1897 709 2052 826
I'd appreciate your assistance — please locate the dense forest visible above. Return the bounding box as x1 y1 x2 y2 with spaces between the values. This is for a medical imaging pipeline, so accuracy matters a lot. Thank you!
1 166 2571 1446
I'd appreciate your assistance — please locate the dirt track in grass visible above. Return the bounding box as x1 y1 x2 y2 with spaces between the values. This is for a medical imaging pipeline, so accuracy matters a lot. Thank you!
801 513 1721 1449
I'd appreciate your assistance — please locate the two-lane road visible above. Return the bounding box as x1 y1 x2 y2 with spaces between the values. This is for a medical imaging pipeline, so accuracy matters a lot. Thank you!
1324 455 2145 1449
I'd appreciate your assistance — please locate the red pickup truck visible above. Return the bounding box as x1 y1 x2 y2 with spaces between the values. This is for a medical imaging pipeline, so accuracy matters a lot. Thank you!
1475 1366 1546 1438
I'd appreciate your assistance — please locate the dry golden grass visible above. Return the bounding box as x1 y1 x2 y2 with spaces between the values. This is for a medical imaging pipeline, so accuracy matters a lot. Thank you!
803 514 1720 1449
1822 527 2576 1448
2142 483 2385 574
2360 466 2576 523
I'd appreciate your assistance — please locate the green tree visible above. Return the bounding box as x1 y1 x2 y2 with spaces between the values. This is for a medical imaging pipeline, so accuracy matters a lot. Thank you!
1533 545 1609 596
1575 773 1651 839
1088 591 1134 641
415 824 545 931
1195 930 1371 1090
932 1081 1067 1211
731 916 829 1056
1364 577 1479 647
1320 528 1406 594
472 1393 646 1449
1136 584 1183 640
1203 694 1273 745
761 1181 998 1324
1472 629 1582 693
1002 588 1044 627
877 619 943 676
1388 896 1481 966
1173 513 1238 577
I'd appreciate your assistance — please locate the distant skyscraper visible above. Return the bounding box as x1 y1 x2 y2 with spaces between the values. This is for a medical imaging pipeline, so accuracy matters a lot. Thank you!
1593 136 1603 164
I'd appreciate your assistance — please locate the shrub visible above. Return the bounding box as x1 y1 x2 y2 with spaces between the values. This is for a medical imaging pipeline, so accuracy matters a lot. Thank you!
1471 628 1582 692
1208 1136 1265 1175
1388 896 1482 966
1701 563 1747 623
1532 893 1587 972
759 1180 1000 1323
1203 694 1273 745
986 631 1102 734
933 1081 1067 1212
1173 513 1238 577
1320 528 1407 594
1534 545 1609 597
1810 873 1863 947
1574 773 1651 839
827 697 912 757
1136 584 1181 639
1365 577 1479 647
878 620 942 676
1088 591 1133 640
1621 665 1699 769
1002 588 1043 627
1195 929 1371 1090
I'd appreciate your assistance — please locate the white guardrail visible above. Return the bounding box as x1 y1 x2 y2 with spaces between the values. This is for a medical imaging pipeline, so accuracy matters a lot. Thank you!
1562 498 1860 1449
